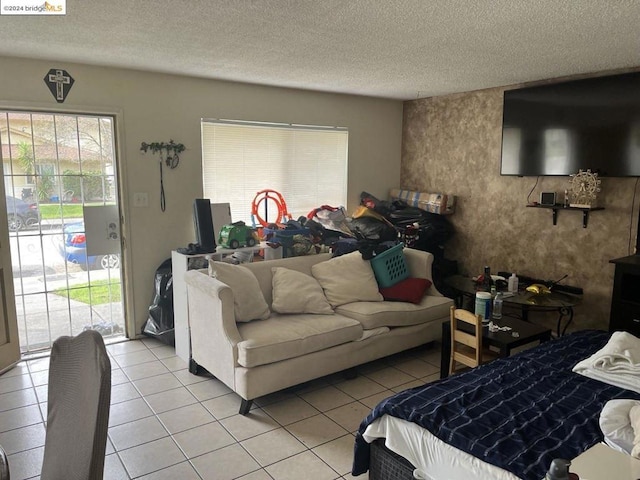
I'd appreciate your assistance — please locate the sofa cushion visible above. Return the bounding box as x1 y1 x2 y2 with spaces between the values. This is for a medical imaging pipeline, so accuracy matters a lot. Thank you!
379 277 432 304
311 251 383 307
271 267 333 315
236 313 363 368
210 261 270 322
335 294 453 329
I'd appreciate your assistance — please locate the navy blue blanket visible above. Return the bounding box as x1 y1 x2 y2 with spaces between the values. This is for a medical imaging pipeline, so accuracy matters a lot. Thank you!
353 330 640 480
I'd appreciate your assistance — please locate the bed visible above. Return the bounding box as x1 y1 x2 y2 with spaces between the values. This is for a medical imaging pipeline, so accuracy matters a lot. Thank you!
352 330 640 480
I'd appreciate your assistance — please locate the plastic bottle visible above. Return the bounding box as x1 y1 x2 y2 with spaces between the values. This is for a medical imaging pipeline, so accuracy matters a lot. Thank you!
475 292 492 323
206 254 217 278
508 273 519 293
493 292 503 319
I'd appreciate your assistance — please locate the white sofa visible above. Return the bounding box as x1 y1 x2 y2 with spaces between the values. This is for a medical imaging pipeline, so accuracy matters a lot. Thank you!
183 248 453 414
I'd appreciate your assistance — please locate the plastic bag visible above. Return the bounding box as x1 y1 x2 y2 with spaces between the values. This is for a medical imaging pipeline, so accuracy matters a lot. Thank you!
143 258 175 346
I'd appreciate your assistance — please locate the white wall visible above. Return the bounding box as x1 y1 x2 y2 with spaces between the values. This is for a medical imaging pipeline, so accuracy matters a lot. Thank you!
0 56 403 335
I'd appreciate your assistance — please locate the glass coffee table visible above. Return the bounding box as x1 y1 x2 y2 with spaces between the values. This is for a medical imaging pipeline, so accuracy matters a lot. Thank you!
444 275 583 337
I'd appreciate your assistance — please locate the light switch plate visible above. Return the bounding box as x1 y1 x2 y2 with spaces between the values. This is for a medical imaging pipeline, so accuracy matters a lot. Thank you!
133 192 148 207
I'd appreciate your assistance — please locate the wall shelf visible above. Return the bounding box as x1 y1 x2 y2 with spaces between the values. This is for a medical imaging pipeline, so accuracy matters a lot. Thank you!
526 204 604 228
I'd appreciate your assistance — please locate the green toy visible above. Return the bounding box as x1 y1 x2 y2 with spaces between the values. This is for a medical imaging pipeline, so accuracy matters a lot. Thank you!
218 221 259 249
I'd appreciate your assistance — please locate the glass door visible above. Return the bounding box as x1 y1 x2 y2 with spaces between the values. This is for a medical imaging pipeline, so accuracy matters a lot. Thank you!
0 111 125 355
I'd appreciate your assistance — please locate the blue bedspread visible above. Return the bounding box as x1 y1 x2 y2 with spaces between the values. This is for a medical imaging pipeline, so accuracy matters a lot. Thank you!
353 330 640 480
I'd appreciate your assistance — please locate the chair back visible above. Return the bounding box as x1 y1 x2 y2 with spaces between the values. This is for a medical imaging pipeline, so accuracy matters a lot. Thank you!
40 330 111 480
449 305 483 374
0 444 8 480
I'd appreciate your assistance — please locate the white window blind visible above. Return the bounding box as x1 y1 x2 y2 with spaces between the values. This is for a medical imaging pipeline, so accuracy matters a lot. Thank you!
201 120 348 225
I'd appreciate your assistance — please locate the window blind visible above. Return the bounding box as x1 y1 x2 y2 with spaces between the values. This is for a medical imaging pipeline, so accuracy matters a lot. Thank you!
201 120 348 225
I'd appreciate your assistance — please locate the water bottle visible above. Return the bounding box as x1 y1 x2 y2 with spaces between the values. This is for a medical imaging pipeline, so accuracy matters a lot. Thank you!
206 254 217 278
493 292 503 319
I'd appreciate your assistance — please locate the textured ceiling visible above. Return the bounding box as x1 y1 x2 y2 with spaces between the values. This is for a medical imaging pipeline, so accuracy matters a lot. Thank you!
0 0 639 100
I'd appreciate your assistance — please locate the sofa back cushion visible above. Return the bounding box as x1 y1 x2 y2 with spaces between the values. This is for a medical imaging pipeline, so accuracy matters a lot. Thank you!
242 253 333 305
311 251 383 307
209 261 270 322
271 267 333 315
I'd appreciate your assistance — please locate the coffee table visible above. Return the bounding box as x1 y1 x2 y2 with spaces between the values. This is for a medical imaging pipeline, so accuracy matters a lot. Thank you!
440 316 552 379
444 275 583 337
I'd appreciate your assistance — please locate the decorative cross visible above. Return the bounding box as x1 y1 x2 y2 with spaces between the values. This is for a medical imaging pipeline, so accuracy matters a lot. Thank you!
43 68 75 103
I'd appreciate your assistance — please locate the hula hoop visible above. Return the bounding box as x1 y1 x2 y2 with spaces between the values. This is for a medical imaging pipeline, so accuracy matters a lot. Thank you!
251 189 291 227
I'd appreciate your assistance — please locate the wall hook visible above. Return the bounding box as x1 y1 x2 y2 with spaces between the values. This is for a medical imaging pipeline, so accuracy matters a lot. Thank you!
140 140 186 212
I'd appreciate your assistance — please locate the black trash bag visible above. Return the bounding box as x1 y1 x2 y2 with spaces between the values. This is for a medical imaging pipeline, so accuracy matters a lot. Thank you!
347 216 398 243
305 218 349 249
360 191 394 217
143 258 175 346
389 206 455 248
345 216 399 260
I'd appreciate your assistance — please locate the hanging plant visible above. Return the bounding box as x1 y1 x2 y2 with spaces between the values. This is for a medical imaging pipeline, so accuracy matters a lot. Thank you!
140 139 185 169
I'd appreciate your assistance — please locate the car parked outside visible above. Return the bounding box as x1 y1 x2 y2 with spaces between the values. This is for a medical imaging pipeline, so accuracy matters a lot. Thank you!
56 221 120 270
6 195 40 231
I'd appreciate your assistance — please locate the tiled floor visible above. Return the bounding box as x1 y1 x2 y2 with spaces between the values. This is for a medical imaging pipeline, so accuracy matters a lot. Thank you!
0 338 442 480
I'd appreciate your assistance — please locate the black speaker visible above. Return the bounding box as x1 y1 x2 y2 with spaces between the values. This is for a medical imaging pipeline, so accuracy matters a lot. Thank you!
193 199 216 253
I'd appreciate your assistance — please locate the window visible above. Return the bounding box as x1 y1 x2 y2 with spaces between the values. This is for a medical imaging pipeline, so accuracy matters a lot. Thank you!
201 120 348 225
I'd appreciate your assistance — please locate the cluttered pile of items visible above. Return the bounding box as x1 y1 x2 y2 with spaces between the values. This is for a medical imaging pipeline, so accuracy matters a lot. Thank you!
262 191 456 289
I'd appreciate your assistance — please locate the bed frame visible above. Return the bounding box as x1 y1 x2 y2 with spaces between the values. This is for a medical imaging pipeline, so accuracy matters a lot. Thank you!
369 439 416 480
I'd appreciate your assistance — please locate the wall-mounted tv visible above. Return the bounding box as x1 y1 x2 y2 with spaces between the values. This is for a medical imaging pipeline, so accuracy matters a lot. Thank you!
500 71 640 177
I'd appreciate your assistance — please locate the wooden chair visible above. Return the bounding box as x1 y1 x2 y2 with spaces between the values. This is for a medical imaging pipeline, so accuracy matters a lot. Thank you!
449 306 499 375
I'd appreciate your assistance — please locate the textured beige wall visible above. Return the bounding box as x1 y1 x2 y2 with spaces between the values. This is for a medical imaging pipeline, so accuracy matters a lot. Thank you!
402 85 640 332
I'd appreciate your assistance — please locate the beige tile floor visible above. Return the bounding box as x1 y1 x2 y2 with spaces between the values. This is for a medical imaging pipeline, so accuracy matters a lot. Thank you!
0 338 443 480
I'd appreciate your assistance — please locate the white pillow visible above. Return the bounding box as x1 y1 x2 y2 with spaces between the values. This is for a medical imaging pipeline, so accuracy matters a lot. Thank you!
208 260 270 322
600 399 640 455
311 251 384 307
271 267 333 315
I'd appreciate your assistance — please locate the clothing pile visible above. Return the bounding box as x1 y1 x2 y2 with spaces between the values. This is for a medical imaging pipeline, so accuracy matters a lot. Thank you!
268 192 456 289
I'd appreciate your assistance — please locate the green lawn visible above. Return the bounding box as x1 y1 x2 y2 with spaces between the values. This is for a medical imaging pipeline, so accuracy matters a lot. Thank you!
39 203 116 220
55 279 121 305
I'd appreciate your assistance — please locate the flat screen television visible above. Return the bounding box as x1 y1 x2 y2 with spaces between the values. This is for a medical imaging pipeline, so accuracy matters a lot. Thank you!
500 71 640 177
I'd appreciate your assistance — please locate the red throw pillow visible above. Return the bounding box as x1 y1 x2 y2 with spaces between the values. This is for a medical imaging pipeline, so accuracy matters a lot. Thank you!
379 277 432 304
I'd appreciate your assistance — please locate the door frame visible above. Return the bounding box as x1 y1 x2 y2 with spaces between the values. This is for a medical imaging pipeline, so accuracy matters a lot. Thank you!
0 152 20 373
0 100 135 343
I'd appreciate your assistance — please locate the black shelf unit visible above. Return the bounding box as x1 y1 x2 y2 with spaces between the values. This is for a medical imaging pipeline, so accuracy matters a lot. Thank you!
526 204 604 228
609 255 640 336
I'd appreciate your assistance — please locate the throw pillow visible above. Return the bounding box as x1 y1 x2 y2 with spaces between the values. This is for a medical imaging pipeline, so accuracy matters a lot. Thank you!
208 259 270 322
379 277 432 304
311 251 383 307
271 267 333 315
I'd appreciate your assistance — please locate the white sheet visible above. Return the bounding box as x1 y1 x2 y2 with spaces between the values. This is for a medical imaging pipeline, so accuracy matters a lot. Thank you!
363 414 521 480
600 399 640 455
573 331 640 393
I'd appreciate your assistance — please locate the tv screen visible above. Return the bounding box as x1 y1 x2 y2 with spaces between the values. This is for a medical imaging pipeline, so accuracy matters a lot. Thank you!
500 71 640 177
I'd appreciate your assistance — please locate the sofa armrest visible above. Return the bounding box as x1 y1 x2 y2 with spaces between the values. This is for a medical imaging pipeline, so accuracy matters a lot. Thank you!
184 269 241 388
403 247 444 297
